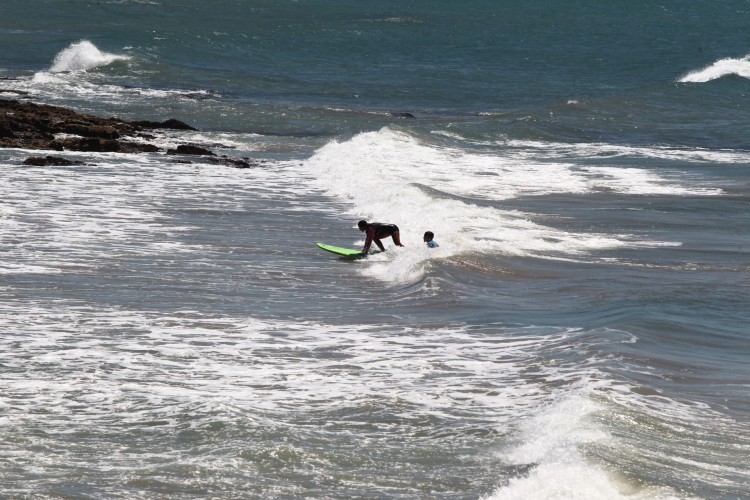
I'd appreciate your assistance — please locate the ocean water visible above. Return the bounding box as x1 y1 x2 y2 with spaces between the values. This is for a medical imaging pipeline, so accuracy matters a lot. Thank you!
1 1 749 498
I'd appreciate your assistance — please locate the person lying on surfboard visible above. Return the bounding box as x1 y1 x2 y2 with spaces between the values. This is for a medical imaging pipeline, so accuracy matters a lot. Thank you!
358 220 404 253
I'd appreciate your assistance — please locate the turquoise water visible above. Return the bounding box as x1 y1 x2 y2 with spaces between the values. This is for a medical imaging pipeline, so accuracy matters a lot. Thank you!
1 1 749 498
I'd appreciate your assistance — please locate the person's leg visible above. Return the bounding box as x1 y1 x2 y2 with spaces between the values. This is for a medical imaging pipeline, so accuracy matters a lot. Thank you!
391 231 404 247
374 239 386 252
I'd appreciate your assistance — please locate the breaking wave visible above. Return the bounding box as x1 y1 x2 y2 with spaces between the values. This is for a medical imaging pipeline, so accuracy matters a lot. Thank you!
49 40 130 73
679 54 750 83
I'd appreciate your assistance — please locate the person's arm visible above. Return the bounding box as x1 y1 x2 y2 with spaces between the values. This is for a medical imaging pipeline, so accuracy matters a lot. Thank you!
363 226 374 253
375 239 386 252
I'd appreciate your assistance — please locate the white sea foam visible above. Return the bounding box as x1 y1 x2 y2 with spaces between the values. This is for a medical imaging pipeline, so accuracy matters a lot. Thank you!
0 304 563 425
483 391 685 500
0 152 281 275
303 128 688 282
25 68 214 104
0 302 609 434
0 41 219 105
679 54 750 83
485 394 619 499
0 137 739 496
49 40 130 73
0 298 692 498
506 140 741 180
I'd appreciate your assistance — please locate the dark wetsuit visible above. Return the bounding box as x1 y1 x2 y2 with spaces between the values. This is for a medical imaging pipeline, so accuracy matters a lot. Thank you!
363 223 399 252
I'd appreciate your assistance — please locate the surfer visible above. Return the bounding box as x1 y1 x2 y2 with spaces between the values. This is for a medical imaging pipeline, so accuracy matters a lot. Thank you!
423 231 439 248
358 220 404 253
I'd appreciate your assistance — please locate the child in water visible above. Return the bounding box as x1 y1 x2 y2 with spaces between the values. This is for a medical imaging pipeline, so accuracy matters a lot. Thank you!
423 231 439 248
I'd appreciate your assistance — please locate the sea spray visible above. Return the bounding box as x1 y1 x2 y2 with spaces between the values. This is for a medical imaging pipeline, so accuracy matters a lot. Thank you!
49 40 130 73
679 54 750 83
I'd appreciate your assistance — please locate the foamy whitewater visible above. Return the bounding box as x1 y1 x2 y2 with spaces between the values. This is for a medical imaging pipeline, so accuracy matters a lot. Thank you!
1 1 749 498
679 54 750 83
49 40 131 73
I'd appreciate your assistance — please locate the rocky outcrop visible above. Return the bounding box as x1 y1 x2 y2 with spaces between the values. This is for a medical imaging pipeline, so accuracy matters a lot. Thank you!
167 144 214 156
165 144 262 168
1 97 259 168
0 98 142 151
23 155 84 166
132 118 197 131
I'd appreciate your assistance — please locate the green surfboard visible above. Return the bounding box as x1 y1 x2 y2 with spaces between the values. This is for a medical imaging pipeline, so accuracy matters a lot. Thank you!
316 242 369 259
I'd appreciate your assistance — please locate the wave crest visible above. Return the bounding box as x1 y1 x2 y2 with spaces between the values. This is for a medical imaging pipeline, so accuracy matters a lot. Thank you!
49 40 130 73
679 54 750 83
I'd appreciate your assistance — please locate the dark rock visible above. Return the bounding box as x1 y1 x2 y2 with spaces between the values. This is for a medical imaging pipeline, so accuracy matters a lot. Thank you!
0 122 13 138
23 155 83 166
0 98 200 152
133 118 198 131
49 137 123 152
217 156 254 168
0 98 137 151
167 144 215 156
391 112 416 119
1 98 262 170
0 89 30 96
63 123 121 139
123 142 160 153
161 118 198 130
